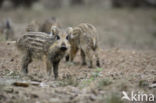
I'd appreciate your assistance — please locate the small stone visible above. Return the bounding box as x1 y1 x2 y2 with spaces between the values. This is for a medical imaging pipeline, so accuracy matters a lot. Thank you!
149 83 156 89
10 58 14 62
30 93 39 98
4 87 14 93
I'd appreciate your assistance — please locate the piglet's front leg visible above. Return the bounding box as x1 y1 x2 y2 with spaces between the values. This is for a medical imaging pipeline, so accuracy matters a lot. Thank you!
52 61 60 79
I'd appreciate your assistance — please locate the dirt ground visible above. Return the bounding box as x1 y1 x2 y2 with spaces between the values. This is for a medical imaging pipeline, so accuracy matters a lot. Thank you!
0 7 156 103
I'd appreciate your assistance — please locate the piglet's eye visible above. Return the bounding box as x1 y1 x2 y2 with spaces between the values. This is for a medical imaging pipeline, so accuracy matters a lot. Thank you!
66 35 69 40
56 35 60 40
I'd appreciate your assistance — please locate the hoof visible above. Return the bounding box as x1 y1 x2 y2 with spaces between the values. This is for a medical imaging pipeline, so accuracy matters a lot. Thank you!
96 61 101 67
67 61 75 66
54 75 58 80
82 62 87 66
88 65 93 68
21 70 28 76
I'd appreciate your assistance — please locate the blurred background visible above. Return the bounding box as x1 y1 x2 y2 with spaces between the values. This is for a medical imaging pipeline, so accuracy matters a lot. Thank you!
0 0 156 50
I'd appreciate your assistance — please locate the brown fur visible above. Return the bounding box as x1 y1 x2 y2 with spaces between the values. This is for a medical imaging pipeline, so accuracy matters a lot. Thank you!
26 20 40 32
67 23 100 68
39 17 61 34
17 26 71 79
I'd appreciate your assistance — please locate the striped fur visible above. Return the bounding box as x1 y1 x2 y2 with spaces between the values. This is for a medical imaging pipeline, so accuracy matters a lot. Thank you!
67 23 100 68
17 27 71 79
17 32 54 57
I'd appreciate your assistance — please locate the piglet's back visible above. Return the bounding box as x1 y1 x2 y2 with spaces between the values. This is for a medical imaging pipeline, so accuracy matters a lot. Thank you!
16 32 55 53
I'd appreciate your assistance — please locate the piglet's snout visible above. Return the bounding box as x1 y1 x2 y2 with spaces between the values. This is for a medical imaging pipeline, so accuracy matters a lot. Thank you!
60 42 67 51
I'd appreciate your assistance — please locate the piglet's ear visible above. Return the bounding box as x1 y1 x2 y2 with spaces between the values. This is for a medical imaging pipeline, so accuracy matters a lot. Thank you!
67 27 74 39
50 26 59 36
67 27 73 35
73 27 81 35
